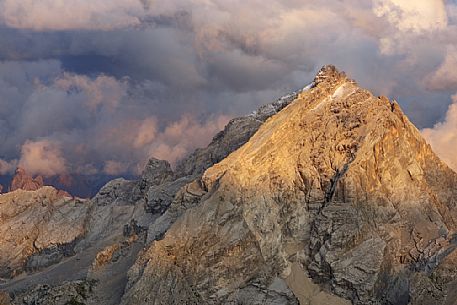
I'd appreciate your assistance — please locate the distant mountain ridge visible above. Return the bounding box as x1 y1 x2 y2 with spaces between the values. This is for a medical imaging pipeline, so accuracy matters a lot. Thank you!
0 169 136 198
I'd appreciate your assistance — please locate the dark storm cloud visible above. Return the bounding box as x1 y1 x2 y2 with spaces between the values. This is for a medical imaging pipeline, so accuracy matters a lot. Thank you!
0 0 457 174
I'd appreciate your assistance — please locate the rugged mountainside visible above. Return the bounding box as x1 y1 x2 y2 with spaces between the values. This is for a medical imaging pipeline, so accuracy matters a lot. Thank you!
0 75 300 305
1 66 457 305
121 66 457 305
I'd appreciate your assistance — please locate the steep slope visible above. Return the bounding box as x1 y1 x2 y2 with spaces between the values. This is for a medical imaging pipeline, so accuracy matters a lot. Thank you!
121 66 457 305
175 85 309 178
0 80 304 304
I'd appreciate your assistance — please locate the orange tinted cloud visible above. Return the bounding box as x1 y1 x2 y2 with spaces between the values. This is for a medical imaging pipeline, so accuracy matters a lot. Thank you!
133 117 158 148
422 93 457 172
147 115 230 165
18 139 67 176
103 160 129 175
0 0 148 30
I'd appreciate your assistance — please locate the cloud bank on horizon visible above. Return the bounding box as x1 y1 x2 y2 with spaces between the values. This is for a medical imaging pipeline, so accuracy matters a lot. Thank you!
0 0 457 176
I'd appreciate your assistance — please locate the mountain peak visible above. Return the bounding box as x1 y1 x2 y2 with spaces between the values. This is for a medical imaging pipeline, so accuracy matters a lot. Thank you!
9 167 44 192
122 67 457 305
313 64 349 87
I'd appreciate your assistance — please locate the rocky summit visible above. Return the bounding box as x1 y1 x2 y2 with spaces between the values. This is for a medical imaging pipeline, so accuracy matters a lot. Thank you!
9 168 44 192
1 66 457 305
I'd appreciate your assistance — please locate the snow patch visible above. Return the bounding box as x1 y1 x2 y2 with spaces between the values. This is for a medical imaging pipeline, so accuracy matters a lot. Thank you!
311 97 328 112
249 82 314 120
332 84 348 99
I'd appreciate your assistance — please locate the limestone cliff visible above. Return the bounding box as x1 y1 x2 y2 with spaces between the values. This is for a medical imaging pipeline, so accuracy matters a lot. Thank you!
121 66 457 305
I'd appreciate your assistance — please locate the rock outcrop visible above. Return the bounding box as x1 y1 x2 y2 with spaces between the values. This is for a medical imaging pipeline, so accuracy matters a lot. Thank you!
9 168 44 192
120 66 457 305
0 187 86 279
9 280 96 305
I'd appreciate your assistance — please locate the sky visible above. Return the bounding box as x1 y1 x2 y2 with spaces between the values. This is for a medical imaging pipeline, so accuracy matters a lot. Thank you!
0 0 457 176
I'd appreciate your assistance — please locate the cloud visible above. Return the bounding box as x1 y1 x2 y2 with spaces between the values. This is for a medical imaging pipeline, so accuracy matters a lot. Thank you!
0 60 232 175
0 0 456 178
103 160 129 175
370 0 449 55
0 159 17 175
425 45 457 91
19 139 67 176
54 73 127 111
0 0 149 30
372 0 447 33
94 114 229 174
422 93 457 172
133 117 158 149
146 115 230 165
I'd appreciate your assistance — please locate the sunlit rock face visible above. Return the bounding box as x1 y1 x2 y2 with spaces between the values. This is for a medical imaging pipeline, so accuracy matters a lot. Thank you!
0 187 86 279
2 66 457 305
121 66 457 305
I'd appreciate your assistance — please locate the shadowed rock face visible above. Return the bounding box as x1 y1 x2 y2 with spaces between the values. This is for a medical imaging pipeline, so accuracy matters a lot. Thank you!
175 83 309 178
120 66 457 305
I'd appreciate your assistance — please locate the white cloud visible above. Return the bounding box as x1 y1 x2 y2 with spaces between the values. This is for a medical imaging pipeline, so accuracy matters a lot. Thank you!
371 0 448 55
422 93 457 172
0 0 148 30
373 0 447 33
19 139 67 176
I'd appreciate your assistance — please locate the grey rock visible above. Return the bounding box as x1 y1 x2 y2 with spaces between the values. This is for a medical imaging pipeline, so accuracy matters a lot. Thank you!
133 158 174 199
10 280 96 305
175 116 263 178
144 176 192 215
